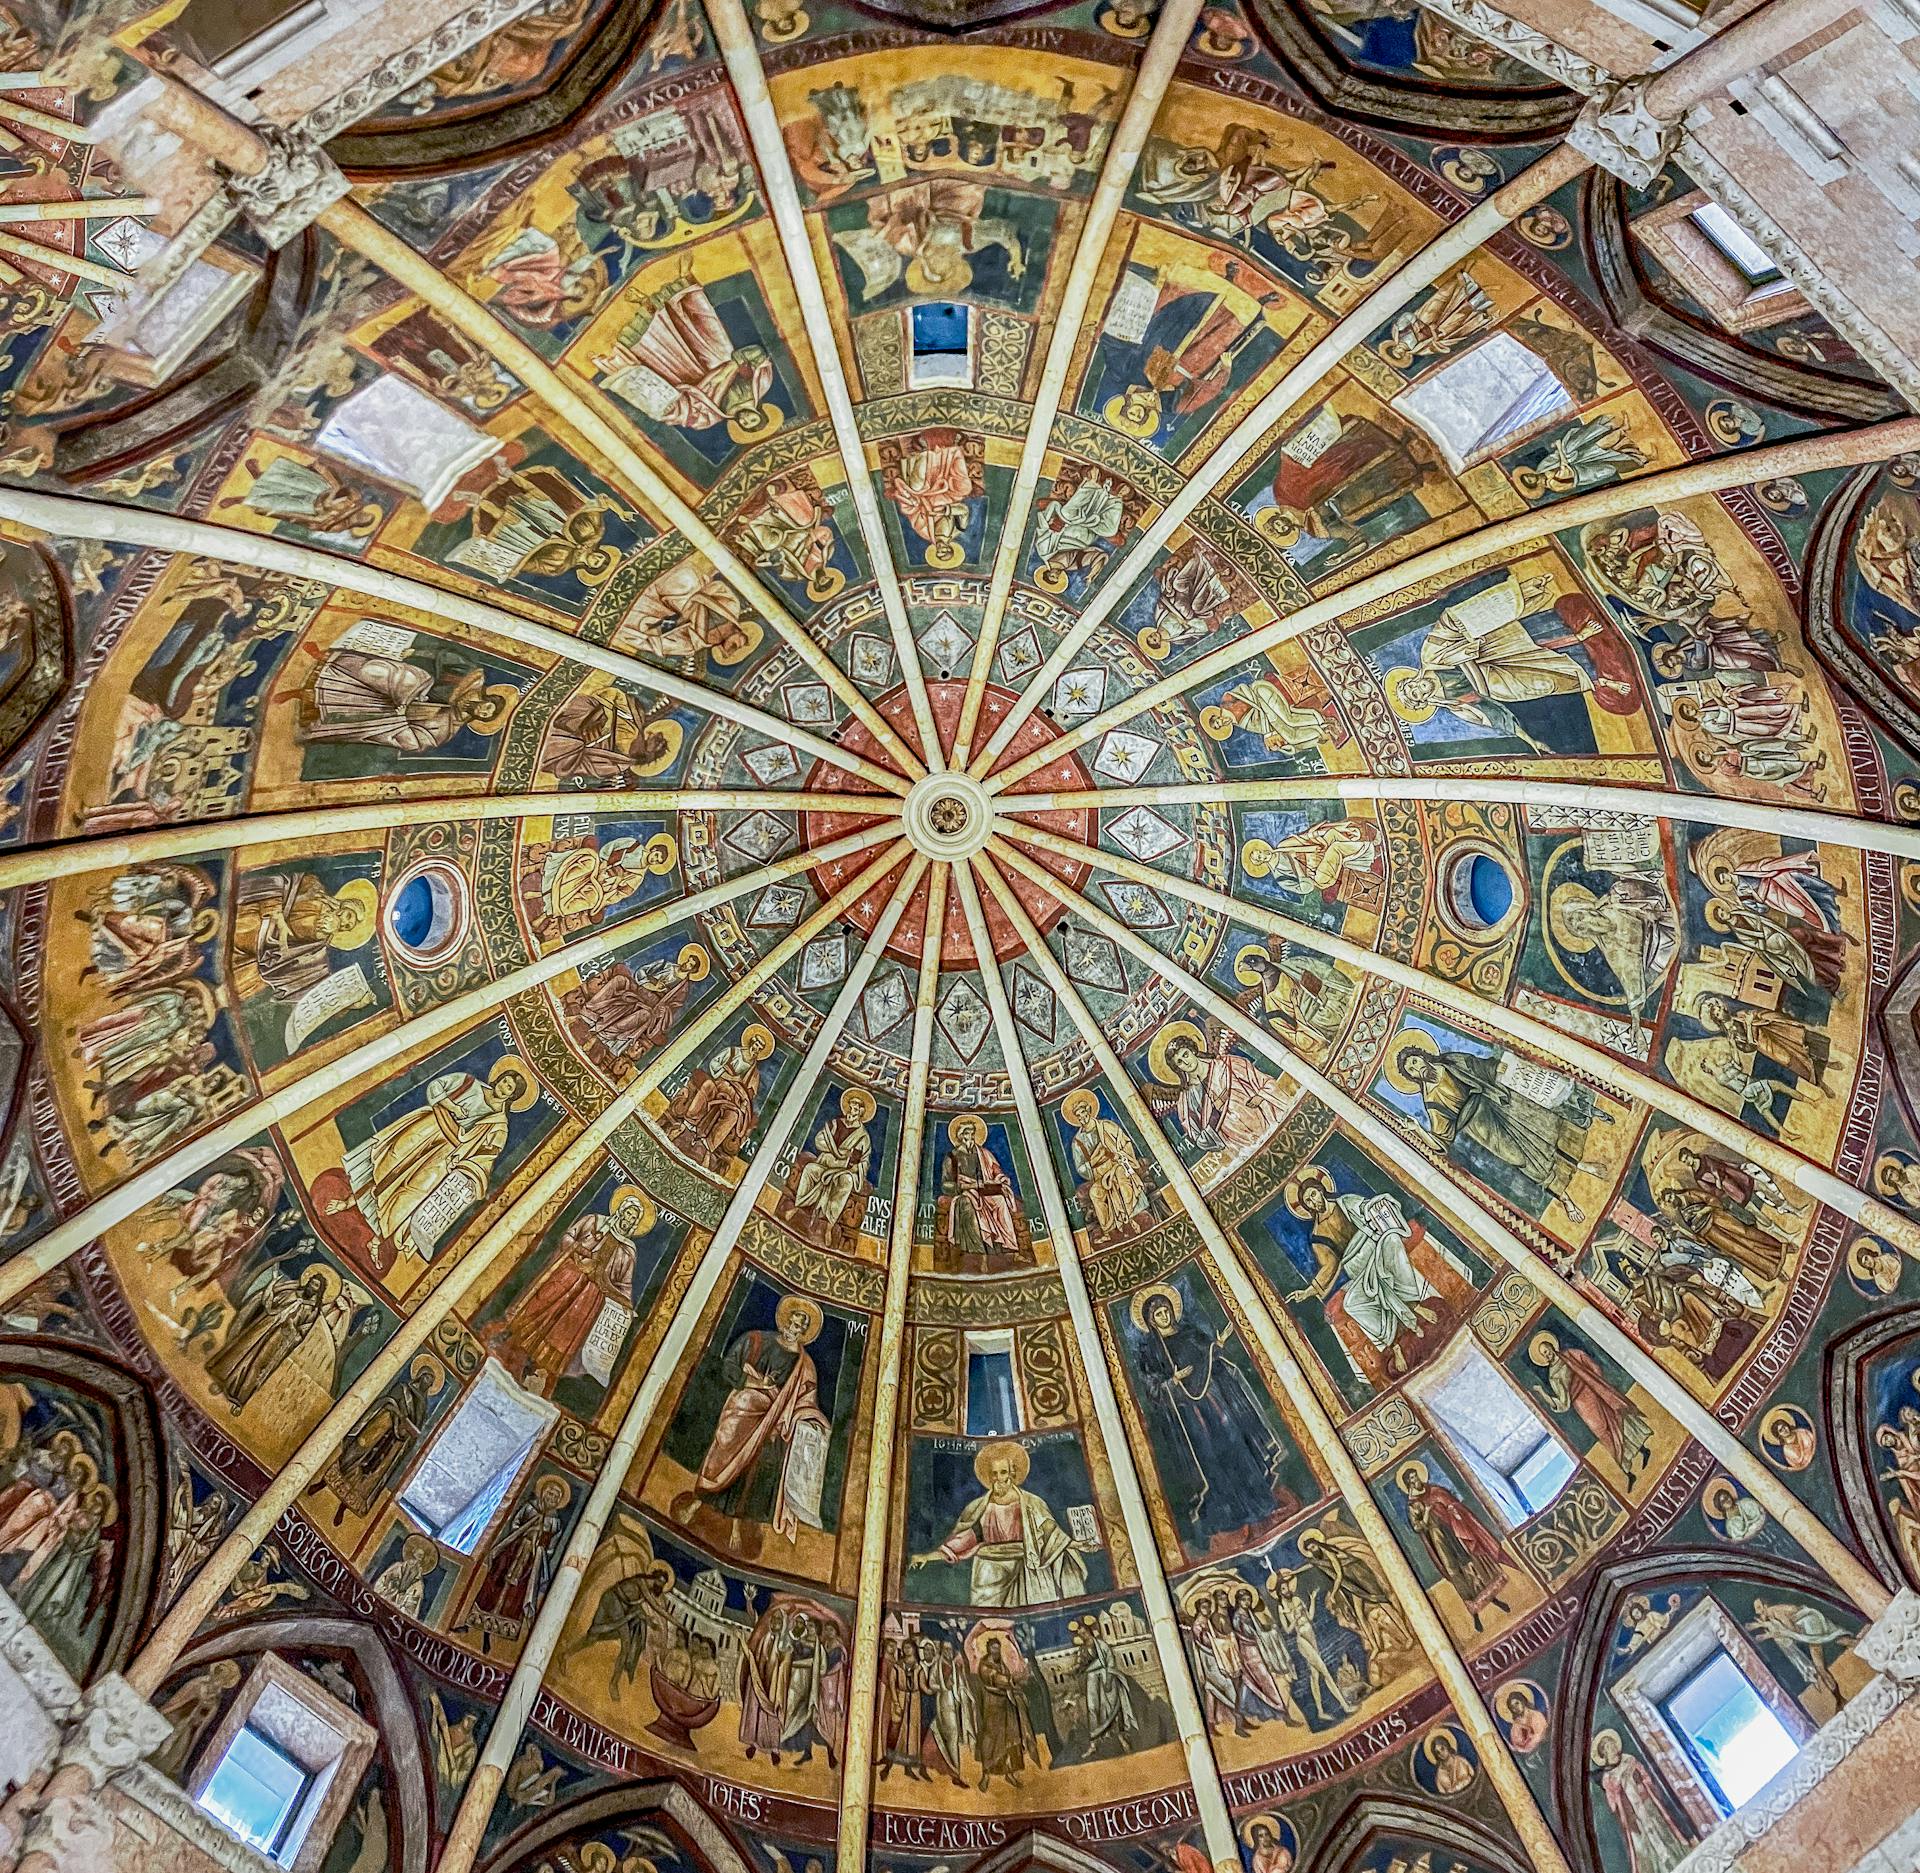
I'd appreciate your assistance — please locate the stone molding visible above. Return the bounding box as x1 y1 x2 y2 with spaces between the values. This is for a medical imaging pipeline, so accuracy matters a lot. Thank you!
1676 128 1920 411
296 0 558 142
223 124 351 248
1413 0 1611 93
64 1674 173 1792
1569 76 1685 188
1672 1590 1920 1873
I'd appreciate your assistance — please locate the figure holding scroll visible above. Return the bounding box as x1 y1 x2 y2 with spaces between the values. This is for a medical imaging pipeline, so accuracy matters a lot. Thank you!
1388 1031 1608 1223
326 1058 535 1267
487 1186 654 1395
677 1295 830 1553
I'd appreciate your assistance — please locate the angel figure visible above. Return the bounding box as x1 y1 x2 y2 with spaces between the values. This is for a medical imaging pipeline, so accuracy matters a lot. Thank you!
1145 1019 1289 1155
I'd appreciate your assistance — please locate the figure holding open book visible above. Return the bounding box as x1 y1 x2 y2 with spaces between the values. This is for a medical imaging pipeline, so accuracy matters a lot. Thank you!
676 1294 830 1556
322 1057 535 1270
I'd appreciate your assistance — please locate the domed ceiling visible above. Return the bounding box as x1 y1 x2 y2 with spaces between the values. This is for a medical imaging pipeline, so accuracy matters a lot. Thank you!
1 2 1919 1873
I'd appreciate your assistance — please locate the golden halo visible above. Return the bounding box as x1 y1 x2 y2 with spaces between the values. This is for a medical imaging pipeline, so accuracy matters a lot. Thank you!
470 684 519 735
1034 562 1070 593
1099 3 1153 37
1103 389 1159 439
676 943 710 982
1395 1458 1429 1491
536 1475 572 1509
740 1023 775 1061
1284 1165 1334 1217
727 403 784 448
1061 1088 1099 1127
1527 1330 1560 1365
1876 1152 1916 1195
948 1113 986 1148
1234 943 1272 987
973 1439 1030 1487
758 4 807 40
775 1294 824 1344
401 1533 439 1572
328 878 380 949
632 717 684 776
1146 1019 1204 1088
610 1184 657 1234
1238 1816 1288 1849
1136 624 1172 662
1422 1725 1464 1765
1547 880 1603 956
1383 1026 1440 1094
1128 1281 1182 1332
924 537 965 569
492 1055 540 1111
840 1086 876 1123
643 833 678 876
1255 507 1300 549
1199 705 1237 742
906 255 972 297
410 1353 446 1393
1240 837 1276 879
1382 667 1438 724
302 1262 344 1305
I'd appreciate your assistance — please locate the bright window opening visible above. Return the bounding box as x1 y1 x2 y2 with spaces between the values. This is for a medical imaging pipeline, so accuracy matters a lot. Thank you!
910 302 973 388
965 1336 1021 1436
1663 1649 1800 1813
399 1359 557 1555
1411 1336 1575 1526
1689 204 1786 291
198 1725 311 1859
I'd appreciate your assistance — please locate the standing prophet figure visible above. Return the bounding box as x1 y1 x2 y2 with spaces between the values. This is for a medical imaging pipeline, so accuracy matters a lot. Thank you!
680 1295 830 1550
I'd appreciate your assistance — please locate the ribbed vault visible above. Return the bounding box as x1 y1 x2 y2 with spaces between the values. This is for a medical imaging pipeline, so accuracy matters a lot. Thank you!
0 3 1918 1873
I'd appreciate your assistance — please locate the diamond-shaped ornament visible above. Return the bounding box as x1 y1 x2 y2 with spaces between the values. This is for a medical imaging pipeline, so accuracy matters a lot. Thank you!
740 742 800 786
750 881 807 928
93 217 155 273
862 968 912 1039
999 628 1042 681
1063 927 1125 992
1050 667 1106 720
1100 879 1172 929
782 682 834 726
722 810 795 863
1106 805 1185 863
1012 965 1055 1041
849 634 893 686
1093 729 1160 783
918 611 973 672
800 932 847 990
937 976 992 1062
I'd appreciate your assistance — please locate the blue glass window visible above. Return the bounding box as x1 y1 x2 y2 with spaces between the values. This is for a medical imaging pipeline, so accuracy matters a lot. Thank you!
198 1726 310 1858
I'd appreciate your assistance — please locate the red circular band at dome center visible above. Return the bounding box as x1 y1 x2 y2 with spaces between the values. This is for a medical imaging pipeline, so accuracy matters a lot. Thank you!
802 680 1095 968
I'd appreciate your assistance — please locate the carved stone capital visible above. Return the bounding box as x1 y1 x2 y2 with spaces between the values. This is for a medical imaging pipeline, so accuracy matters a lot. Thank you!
224 124 351 249
61 1675 170 1791
1569 78 1684 190
1857 1586 1920 1684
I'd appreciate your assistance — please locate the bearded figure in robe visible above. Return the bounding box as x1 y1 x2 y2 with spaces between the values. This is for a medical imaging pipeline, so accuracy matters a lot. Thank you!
939 1115 1022 1265
884 429 978 562
327 1064 528 1263
489 1191 651 1394
563 947 706 1065
911 1442 1094 1605
682 1296 830 1546
596 264 773 433
619 562 752 667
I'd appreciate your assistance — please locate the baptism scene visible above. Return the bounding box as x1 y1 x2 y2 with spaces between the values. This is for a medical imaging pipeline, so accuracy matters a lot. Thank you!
0 1 1915 1872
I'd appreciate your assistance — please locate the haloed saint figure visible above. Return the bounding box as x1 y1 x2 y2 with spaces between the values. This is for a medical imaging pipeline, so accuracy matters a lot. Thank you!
675 1295 830 1558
